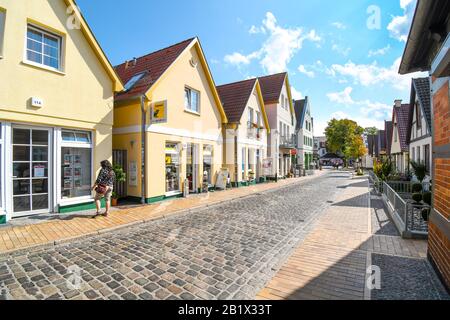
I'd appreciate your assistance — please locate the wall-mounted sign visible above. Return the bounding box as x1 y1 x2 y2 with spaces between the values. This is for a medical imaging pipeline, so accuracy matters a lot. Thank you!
31 97 44 108
150 101 167 124
128 161 138 187
34 165 46 178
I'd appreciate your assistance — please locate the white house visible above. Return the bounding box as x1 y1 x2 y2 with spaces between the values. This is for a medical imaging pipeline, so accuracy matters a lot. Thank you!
259 73 296 178
390 100 412 174
294 97 314 169
407 78 432 180
217 78 270 186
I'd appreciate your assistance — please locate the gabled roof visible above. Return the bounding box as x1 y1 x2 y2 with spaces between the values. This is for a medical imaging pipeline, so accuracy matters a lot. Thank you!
294 98 307 131
258 72 295 117
393 104 412 152
216 79 270 132
258 72 287 103
114 38 195 102
408 78 432 142
114 37 228 123
65 0 123 91
385 121 393 155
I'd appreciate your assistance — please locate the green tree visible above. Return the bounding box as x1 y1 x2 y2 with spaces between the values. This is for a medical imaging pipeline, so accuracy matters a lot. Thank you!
364 127 378 136
325 119 365 166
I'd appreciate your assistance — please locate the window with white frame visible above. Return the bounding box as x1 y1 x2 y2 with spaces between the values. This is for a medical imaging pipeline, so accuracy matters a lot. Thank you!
248 107 254 128
61 130 92 200
0 9 5 57
26 25 62 70
185 87 200 113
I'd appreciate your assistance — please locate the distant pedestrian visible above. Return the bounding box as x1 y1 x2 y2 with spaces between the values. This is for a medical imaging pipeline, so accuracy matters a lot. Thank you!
92 160 116 218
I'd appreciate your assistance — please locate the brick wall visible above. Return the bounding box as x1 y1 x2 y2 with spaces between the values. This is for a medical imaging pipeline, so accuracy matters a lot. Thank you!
430 79 450 290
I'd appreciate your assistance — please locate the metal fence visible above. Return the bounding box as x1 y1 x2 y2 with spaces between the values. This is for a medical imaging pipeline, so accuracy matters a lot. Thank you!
382 181 429 238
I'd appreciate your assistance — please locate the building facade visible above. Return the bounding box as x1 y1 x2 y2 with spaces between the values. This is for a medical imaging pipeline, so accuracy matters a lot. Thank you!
313 136 327 160
294 97 314 169
390 101 411 174
259 73 296 178
113 38 228 203
217 79 270 187
407 78 432 180
399 0 450 290
0 0 123 223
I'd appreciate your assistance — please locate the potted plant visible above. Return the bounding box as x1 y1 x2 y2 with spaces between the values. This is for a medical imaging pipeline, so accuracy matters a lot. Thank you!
410 161 427 183
111 164 127 205
111 192 119 207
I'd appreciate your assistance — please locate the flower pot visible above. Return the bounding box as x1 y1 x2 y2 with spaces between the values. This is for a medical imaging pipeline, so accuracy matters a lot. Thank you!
111 198 118 207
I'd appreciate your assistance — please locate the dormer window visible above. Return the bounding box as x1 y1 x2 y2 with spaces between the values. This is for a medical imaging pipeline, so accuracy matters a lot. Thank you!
124 72 145 91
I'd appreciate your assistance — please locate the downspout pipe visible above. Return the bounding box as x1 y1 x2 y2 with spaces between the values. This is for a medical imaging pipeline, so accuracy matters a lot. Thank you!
140 95 147 204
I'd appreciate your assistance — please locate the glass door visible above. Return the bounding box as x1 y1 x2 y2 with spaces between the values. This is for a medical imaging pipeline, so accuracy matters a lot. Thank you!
12 127 50 217
186 144 198 193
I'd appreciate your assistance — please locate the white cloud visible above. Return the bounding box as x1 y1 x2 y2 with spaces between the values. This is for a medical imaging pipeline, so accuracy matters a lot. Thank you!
225 12 321 74
327 87 354 105
368 45 391 57
224 51 260 67
387 0 417 42
331 22 347 30
291 87 303 100
327 87 392 120
328 57 426 91
326 111 386 131
332 44 351 56
298 65 315 78
249 25 266 34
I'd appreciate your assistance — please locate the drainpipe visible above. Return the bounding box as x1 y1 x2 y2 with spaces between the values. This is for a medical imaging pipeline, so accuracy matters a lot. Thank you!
140 95 147 205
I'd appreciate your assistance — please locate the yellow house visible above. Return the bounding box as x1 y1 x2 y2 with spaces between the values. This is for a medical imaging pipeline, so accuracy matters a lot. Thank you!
113 38 227 203
0 0 123 223
217 78 270 186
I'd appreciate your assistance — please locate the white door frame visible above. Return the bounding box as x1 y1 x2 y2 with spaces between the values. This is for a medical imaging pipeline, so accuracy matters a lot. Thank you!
11 124 53 218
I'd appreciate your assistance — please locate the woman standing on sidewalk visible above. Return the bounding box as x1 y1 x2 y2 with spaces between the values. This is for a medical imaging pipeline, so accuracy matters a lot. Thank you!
92 160 116 218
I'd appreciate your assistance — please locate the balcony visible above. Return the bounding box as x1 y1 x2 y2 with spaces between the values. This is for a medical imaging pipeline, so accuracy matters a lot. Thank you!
247 124 263 140
280 134 296 149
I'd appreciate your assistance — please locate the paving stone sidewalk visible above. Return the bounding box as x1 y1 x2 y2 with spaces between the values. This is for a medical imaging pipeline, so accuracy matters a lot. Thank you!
257 177 449 300
0 170 342 300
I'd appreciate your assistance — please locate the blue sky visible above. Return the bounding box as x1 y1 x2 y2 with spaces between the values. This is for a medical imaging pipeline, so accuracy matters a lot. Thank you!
77 0 426 135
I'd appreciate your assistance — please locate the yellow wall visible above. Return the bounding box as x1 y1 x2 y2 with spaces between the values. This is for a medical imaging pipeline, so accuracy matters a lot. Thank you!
113 42 224 199
0 0 116 180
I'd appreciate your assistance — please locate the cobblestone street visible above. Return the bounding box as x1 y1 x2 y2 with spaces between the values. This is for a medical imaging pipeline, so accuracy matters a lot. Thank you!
0 172 347 300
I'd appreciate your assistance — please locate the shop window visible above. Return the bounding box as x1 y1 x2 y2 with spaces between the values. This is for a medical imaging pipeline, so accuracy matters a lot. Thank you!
61 130 92 200
25 25 62 70
203 145 213 185
165 143 180 193
185 87 200 113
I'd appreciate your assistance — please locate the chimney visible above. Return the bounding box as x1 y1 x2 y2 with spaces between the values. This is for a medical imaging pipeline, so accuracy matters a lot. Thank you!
132 57 137 66
394 99 402 107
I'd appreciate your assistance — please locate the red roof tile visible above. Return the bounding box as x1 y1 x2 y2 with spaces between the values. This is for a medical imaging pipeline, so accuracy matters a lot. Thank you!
216 79 257 123
258 73 287 104
114 38 195 102
393 104 412 152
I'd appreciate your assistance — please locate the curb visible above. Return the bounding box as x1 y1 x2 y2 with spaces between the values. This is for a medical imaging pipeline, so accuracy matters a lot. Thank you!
0 172 326 257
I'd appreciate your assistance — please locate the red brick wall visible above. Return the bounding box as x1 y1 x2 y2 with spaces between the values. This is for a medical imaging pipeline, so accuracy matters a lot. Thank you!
430 78 450 289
